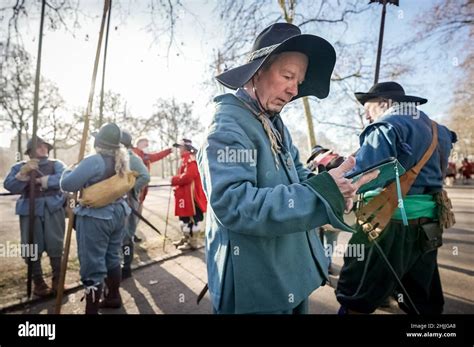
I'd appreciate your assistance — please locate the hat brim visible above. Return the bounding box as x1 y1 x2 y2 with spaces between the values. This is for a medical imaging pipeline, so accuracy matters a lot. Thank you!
173 143 197 152
216 34 336 100
24 140 53 155
306 148 330 164
355 92 427 106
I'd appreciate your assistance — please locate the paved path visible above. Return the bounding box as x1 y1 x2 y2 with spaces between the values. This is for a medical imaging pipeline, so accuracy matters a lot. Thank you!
3 183 473 314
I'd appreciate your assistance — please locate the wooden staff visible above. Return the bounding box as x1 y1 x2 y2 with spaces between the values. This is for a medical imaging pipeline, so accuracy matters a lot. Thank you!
162 184 173 252
54 0 111 314
27 0 46 298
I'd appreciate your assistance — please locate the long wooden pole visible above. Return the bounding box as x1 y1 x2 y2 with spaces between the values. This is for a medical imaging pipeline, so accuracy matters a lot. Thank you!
162 185 173 251
27 0 46 298
98 0 112 127
54 0 111 314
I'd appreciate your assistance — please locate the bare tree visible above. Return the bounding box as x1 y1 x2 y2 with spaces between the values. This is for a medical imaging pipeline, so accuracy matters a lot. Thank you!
0 0 81 77
0 50 31 159
0 45 70 159
98 0 191 61
449 54 474 158
92 90 165 140
152 98 202 142
213 0 373 73
36 82 70 157
210 0 411 152
448 29 474 157
149 98 203 174
407 0 474 158
413 0 473 45
90 91 204 162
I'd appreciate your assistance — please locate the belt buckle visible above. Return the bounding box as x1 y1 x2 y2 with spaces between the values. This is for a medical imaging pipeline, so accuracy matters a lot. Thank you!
368 229 381 241
361 222 381 241
362 222 374 233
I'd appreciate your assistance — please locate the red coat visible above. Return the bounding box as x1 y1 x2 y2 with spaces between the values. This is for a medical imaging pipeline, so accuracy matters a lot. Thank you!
171 152 207 217
132 147 172 203
461 161 472 178
132 147 172 171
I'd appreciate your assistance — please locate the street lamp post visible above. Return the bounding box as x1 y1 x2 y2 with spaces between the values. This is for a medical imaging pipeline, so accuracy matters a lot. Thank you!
371 0 399 84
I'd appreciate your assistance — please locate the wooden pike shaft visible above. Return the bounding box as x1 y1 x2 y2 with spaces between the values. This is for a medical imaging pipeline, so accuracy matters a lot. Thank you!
54 0 111 314
27 0 46 299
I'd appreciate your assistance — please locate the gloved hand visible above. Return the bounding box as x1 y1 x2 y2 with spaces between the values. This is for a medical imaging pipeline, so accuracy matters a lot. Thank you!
19 159 39 176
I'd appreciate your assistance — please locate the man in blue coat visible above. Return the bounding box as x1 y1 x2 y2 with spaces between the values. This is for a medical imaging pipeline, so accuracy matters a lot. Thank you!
4 137 66 297
198 23 378 314
61 123 131 314
336 81 457 314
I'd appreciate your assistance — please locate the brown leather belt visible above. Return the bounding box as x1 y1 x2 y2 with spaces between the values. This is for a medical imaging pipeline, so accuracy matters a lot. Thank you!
391 217 435 226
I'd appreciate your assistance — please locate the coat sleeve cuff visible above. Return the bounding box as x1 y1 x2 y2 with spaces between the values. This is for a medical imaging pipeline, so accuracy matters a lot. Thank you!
40 175 49 189
303 172 345 215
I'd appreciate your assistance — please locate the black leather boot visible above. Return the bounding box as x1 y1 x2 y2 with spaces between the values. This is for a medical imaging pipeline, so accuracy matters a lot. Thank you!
100 266 122 309
33 276 52 297
32 260 51 297
84 283 103 315
50 256 62 294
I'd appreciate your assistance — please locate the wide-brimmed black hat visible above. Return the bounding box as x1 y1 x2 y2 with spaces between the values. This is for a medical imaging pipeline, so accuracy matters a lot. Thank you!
216 23 336 100
92 123 121 149
173 138 197 153
355 81 427 106
24 137 53 155
306 145 329 164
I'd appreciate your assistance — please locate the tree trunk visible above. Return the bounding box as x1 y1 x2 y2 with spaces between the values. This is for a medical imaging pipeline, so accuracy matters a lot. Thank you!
161 155 165 178
278 0 315 151
160 138 165 178
53 120 57 158
17 128 23 161
302 97 316 150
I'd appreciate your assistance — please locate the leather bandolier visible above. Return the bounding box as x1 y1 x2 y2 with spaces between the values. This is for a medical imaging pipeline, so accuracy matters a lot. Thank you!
356 121 443 241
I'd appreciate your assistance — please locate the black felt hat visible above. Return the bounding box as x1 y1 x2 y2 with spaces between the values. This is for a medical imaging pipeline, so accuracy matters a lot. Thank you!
355 81 427 106
216 23 336 100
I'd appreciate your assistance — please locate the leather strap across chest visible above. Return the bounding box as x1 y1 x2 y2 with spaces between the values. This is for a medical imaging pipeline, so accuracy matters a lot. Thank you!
356 121 438 241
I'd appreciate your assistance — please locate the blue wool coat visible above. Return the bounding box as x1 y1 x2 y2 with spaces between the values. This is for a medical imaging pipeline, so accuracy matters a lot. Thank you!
60 153 130 219
197 92 353 314
351 107 457 195
4 158 66 216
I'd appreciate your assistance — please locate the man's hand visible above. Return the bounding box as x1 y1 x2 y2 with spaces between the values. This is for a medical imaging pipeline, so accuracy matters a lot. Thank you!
328 156 379 212
19 159 39 176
